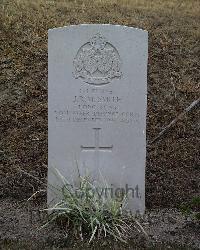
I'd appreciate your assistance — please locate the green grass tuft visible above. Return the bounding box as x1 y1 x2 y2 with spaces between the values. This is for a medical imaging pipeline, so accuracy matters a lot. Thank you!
179 196 200 220
42 173 142 243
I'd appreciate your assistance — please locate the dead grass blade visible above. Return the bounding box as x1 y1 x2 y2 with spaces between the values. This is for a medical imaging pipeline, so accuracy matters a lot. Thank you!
150 97 200 145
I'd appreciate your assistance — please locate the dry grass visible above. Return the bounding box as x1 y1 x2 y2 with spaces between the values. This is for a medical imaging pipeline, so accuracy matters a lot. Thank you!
0 0 199 208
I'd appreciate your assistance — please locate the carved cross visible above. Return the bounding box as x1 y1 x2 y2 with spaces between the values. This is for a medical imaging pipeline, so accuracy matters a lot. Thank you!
81 128 113 170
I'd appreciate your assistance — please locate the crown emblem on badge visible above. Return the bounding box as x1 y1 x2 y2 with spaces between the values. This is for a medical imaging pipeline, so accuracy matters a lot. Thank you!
73 33 122 85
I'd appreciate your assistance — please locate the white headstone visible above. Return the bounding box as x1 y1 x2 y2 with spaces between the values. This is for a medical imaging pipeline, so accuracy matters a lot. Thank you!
48 24 148 214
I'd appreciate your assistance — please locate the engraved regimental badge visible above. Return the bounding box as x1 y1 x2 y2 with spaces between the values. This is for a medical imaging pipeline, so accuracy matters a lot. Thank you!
73 33 122 85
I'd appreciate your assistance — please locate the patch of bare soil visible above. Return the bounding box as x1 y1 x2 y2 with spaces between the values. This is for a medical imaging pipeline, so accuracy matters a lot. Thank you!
0 198 199 249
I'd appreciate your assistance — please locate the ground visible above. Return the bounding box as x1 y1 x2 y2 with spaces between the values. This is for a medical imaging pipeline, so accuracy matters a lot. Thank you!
0 0 199 249
0 198 199 249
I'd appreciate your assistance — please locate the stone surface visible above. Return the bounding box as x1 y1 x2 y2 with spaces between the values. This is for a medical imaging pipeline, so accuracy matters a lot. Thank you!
48 24 148 213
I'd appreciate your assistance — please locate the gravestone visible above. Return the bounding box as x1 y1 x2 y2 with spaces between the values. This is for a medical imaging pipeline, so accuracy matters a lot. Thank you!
48 24 148 214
